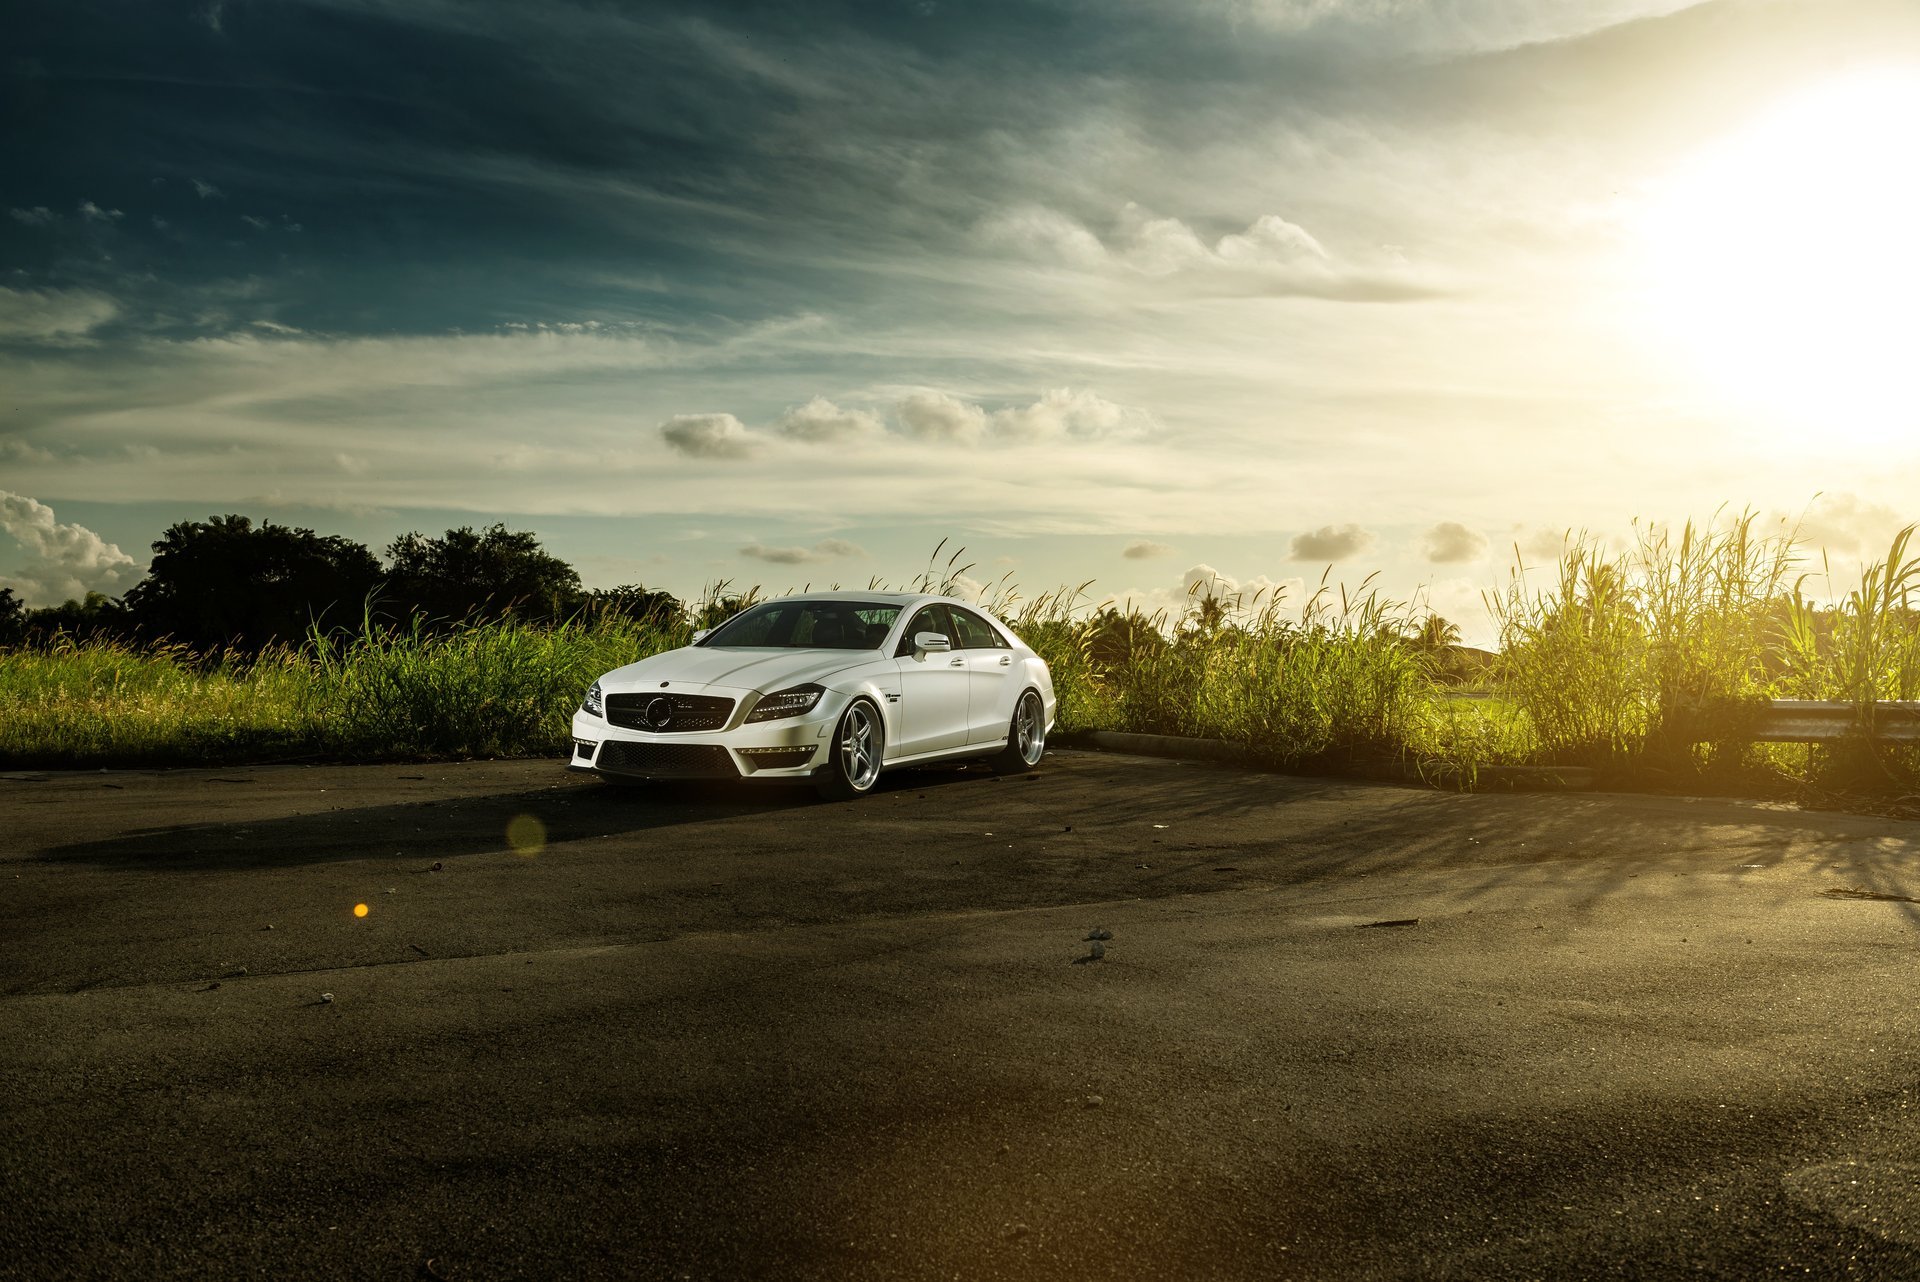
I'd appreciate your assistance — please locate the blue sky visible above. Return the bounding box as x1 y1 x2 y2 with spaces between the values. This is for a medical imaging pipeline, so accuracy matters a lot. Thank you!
5 0 1920 640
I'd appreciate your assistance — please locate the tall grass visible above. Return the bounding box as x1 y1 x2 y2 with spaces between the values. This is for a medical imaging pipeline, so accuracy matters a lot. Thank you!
0 613 688 768
5 522 1920 796
1489 512 1920 793
1009 574 1432 768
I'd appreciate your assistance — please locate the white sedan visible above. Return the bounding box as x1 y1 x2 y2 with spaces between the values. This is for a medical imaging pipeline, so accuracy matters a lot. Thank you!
569 592 1056 799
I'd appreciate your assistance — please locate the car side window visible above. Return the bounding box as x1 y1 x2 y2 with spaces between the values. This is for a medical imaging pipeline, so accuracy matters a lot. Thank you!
895 605 954 657
949 607 1008 649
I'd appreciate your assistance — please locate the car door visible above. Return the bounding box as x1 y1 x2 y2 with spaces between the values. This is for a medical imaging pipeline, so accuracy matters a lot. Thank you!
891 605 970 755
949 606 1017 744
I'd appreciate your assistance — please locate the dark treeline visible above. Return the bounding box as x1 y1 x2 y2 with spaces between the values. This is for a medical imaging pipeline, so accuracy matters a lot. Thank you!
0 516 683 652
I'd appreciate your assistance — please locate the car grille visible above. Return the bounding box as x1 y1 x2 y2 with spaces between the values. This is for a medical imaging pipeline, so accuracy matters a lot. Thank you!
595 742 739 778
604 692 735 733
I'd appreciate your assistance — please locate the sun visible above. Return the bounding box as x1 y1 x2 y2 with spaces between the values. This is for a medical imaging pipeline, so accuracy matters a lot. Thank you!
1637 67 1920 447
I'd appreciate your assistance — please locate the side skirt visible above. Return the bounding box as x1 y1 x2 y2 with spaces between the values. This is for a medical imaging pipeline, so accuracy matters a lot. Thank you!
882 739 1009 769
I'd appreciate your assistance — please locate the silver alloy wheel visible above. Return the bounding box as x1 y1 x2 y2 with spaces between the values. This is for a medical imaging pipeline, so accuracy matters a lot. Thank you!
839 701 882 791
1015 690 1045 765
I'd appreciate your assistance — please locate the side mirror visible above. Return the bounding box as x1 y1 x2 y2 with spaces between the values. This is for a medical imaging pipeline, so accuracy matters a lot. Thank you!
691 628 710 644
914 632 951 654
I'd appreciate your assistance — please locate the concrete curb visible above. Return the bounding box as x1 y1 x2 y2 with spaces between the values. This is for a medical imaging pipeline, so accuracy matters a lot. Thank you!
1075 730 1250 763
1062 730 1595 792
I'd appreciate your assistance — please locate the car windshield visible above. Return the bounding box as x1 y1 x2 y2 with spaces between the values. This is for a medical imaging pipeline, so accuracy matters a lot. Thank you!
700 600 902 650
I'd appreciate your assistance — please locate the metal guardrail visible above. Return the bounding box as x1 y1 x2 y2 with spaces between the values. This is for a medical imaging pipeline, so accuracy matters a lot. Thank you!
1751 701 1920 743
1440 694 1920 743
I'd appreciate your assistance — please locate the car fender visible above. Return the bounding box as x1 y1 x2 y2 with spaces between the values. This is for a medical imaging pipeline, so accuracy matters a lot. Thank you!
821 668 902 750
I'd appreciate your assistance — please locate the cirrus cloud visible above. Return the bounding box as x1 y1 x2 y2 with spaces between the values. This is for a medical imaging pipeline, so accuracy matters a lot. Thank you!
740 537 865 564
0 287 120 341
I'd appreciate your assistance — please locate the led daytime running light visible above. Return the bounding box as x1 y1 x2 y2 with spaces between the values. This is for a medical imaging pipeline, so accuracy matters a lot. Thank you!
746 683 825 722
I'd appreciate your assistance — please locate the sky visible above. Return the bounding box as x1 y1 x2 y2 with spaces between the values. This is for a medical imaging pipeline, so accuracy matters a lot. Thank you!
5 0 1920 642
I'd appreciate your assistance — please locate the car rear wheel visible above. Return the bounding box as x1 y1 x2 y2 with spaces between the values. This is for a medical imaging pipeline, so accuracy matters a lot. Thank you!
816 699 884 801
989 689 1047 775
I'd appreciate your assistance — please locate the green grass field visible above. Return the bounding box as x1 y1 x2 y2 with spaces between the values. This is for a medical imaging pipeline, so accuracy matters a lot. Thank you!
4 518 1918 801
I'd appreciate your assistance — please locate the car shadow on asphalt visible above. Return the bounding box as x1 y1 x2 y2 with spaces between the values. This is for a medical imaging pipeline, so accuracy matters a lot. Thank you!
30 760 1004 871
32 782 812 871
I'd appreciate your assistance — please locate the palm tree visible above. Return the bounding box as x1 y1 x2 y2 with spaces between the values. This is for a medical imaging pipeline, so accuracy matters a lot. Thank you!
1406 612 1462 654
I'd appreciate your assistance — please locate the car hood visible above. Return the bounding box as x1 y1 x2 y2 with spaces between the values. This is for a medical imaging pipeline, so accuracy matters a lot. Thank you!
599 646 880 693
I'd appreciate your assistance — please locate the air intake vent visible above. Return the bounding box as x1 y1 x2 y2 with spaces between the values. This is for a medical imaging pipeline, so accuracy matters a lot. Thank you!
595 742 738 777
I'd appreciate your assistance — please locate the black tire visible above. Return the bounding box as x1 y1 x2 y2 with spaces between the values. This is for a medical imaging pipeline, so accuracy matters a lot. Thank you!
815 699 885 801
988 689 1047 775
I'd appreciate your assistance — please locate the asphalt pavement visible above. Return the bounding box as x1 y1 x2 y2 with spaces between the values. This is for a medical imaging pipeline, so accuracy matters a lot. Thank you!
4 750 1920 1280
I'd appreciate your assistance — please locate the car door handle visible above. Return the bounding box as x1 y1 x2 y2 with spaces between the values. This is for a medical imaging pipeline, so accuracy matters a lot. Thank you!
950 657 965 667
998 655 1011 666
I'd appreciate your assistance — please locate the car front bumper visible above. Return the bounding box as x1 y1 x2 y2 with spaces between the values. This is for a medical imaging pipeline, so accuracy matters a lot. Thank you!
568 703 840 780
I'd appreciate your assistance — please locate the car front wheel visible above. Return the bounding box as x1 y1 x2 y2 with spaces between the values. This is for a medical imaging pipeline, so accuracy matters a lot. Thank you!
816 699 884 801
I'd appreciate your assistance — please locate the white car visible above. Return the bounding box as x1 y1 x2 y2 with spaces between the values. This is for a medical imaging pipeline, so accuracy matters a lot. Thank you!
569 592 1056 799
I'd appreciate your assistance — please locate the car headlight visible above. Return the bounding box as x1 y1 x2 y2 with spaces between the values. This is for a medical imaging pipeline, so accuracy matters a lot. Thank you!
582 680 604 717
746 683 825 722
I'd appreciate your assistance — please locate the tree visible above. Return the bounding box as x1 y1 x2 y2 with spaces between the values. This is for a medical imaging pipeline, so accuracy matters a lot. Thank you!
586 584 684 627
24 592 133 644
694 594 755 632
1081 607 1168 674
0 587 23 646
1405 613 1463 654
383 524 583 626
1179 594 1229 643
122 515 383 651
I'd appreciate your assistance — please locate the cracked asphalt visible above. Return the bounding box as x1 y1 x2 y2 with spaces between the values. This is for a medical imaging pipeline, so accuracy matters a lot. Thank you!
4 749 1920 1280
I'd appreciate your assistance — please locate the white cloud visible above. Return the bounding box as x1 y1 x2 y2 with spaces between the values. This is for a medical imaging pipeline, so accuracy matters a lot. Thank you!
77 200 124 223
1786 493 1911 561
240 214 270 230
896 390 988 444
775 396 884 443
988 387 1142 442
0 287 120 341
8 207 55 227
0 492 141 607
1420 520 1488 564
1510 526 1576 565
657 387 1146 453
1290 523 1375 561
1123 540 1172 559
660 412 756 459
191 178 224 199
1098 562 1305 623
977 202 1436 301
740 537 866 564
1214 213 1330 266
0 439 59 465
975 206 1109 268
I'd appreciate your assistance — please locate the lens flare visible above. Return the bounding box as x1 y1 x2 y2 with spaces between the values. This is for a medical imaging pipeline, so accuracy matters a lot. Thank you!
506 813 547 856
1636 66 1920 447
353 902 369 918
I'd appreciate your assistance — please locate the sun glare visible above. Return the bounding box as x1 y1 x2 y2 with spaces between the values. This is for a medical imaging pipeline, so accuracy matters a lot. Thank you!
1638 67 1920 447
